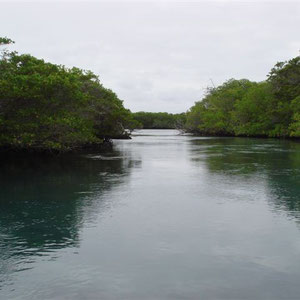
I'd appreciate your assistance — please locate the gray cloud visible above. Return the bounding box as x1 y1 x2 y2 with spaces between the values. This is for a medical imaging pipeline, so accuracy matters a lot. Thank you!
1 1 299 112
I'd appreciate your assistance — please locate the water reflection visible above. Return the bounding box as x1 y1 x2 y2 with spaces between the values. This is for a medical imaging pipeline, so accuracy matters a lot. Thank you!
1 132 300 299
189 137 300 216
0 150 138 279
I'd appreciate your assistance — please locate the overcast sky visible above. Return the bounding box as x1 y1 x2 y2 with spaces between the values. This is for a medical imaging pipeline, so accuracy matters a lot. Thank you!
1 1 299 113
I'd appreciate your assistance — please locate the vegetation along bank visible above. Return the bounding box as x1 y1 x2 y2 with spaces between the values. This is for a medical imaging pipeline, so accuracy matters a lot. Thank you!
1 36 299 155
185 55 300 138
0 37 140 152
132 112 186 130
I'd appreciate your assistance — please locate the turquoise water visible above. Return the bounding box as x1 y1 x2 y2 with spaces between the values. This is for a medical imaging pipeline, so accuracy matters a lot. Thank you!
1 130 300 299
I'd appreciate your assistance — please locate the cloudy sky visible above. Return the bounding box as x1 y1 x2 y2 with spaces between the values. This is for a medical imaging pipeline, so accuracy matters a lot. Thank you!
1 1 299 113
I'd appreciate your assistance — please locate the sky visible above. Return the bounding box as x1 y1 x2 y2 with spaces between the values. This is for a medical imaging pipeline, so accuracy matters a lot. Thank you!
1 1 300 113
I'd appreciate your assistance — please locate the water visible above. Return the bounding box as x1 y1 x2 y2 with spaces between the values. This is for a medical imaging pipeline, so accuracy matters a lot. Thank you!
0 129 300 299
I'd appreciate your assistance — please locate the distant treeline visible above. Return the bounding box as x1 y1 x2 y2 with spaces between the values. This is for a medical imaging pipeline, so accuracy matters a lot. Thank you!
132 112 186 129
0 37 139 152
185 55 300 138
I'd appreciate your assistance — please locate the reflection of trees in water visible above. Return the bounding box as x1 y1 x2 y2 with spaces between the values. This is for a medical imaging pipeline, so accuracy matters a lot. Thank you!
189 137 300 215
0 150 140 271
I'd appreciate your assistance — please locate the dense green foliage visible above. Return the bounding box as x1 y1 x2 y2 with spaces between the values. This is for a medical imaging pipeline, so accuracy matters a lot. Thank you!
0 38 138 151
1 36 298 151
0 37 14 46
132 112 186 129
186 56 300 138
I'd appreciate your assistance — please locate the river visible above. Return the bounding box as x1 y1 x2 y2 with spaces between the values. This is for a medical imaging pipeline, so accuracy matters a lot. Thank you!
1 129 300 299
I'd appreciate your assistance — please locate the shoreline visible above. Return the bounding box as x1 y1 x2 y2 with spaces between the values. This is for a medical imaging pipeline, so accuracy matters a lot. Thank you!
188 132 300 141
0 141 114 156
1 131 299 155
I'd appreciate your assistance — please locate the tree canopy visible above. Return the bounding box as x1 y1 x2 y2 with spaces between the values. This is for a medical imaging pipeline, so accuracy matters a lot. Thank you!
0 37 14 46
185 55 300 138
1 37 299 152
0 38 137 152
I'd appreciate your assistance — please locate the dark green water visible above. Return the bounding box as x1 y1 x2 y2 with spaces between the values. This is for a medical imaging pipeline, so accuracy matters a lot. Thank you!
1 130 300 299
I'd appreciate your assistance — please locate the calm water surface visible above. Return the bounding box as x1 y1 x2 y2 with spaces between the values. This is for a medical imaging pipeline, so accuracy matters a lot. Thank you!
1 130 300 299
